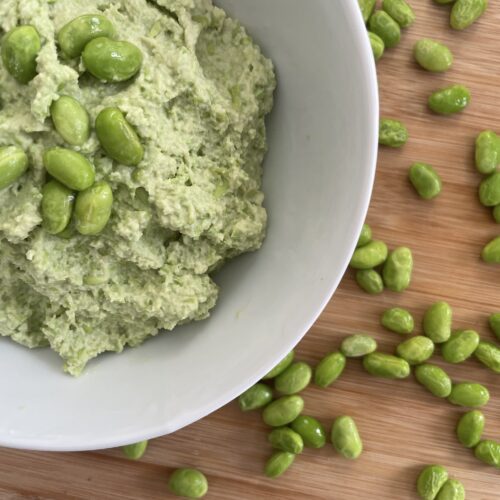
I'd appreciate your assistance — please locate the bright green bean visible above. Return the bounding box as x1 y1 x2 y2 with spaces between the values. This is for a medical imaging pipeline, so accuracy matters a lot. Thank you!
74 181 113 235
474 340 500 373
369 32 385 61
331 416 363 460
428 85 471 115
409 163 442 200
291 415 326 449
474 440 500 468
264 451 295 478
488 313 500 340
0 146 29 190
417 465 448 500
423 302 452 344
356 269 384 294
456 410 485 448
357 223 372 248
122 440 148 460
314 352 346 388
448 382 490 408
262 351 295 380
414 39 453 73
383 247 413 292
262 395 304 427
238 383 273 411
381 307 414 334
436 479 465 500
482 236 500 263
368 11 401 49
450 0 488 31
350 240 388 269
441 330 479 364
41 180 75 235
51 96 90 146
268 427 303 454
363 352 411 379
274 362 312 395
479 172 500 207
379 118 408 147
415 364 452 398
341 334 377 358
43 147 95 191
475 130 500 175
396 336 435 365
168 468 208 498
382 0 416 28
359 0 376 23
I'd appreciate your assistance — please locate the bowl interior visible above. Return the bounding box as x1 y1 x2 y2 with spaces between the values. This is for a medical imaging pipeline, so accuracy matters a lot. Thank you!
0 0 378 451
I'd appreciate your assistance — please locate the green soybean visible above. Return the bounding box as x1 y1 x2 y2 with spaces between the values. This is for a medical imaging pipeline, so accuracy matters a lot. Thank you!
363 352 411 379
434 0 455 4
441 330 480 364
369 32 385 61
381 308 414 334
0 146 29 190
474 340 500 373
122 440 148 460
274 362 312 395
331 416 363 460
475 130 500 175
43 147 95 191
383 247 413 292
262 395 304 427
417 465 449 500
482 236 500 263
409 163 442 200
415 364 452 398
368 11 401 49
382 0 415 28
83 37 143 82
436 479 465 500
168 468 208 498
268 427 303 454
359 0 376 23
379 118 408 148
291 415 326 449
414 39 453 73
264 451 295 478
423 302 452 344
51 96 90 146
479 172 500 206
488 313 500 340
474 440 500 468
238 383 273 411
493 205 500 223
95 107 144 166
428 85 471 115
450 0 488 30
357 223 372 248
341 334 377 358
74 181 113 235
57 14 116 58
397 336 435 365
314 352 346 388
262 351 295 380
356 269 384 294
41 180 75 235
1 25 41 84
456 410 485 448
350 240 388 269
448 382 490 408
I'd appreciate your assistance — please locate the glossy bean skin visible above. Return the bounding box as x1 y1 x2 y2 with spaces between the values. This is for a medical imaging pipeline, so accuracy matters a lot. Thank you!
341 334 377 358
350 240 388 269
368 11 401 49
409 163 442 200
428 85 471 115
363 352 411 379
448 382 490 408
274 362 312 395
43 147 95 191
268 427 303 454
475 130 500 175
479 172 500 206
122 441 148 460
488 313 500 340
356 269 384 294
450 0 488 30
474 440 500 468
379 118 408 147
51 96 90 146
441 330 480 364
417 465 448 500
415 364 452 398
262 351 295 380
264 451 295 478
41 180 75 235
262 395 304 427
381 308 414 334
382 0 416 27
414 39 453 73
474 340 500 373
383 247 413 292
369 32 385 61
423 302 452 343
359 0 377 23
492 205 500 223
238 383 273 411
436 479 465 500
0 146 29 190
357 223 372 248
456 410 485 448
482 236 500 263
396 336 435 365
74 181 113 235
168 468 208 498
291 415 326 449
331 416 363 460
314 352 346 388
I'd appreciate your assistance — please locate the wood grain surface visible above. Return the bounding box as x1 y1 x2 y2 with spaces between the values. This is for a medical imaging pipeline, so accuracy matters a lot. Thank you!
2 2 500 499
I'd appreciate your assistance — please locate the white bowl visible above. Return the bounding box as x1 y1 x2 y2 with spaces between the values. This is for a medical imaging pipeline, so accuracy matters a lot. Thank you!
1 0 378 451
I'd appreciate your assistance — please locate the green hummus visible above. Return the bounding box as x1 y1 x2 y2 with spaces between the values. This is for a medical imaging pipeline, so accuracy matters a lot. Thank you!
0 0 275 375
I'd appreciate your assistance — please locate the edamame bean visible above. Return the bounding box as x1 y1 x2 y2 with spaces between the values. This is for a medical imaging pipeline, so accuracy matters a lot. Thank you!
379 118 408 148
57 14 116 59
369 32 385 61
397 336 435 365
95 107 144 166
0 146 29 190
331 416 363 460
428 85 471 115
264 451 295 478
51 96 90 146
314 352 346 388
168 468 208 498
474 440 500 468
479 172 500 206
381 307 414 334
456 410 485 448
423 302 452 344
41 180 75 235
481 236 500 263
263 351 295 380
434 0 455 4
363 352 411 379
238 383 273 411
475 130 500 175
441 329 480 364
122 440 148 460
382 0 415 28
291 415 326 449
268 427 303 454
409 163 442 200
488 313 500 340
417 465 448 500
43 147 95 191
415 364 452 398
493 205 500 223
357 223 372 248
359 0 376 23
414 39 453 73
1 25 41 84
82 37 143 82
436 479 465 500
450 0 488 30
350 240 388 269
74 181 113 235
383 247 413 292
356 269 384 294
274 362 312 395
262 395 304 427
341 334 377 358
448 382 489 408
474 340 500 373
368 11 401 49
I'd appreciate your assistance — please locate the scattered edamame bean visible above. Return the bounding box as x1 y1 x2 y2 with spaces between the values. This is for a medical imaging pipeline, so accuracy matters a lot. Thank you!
481 236 500 263
414 39 453 73
428 85 471 115
359 0 377 23
41 180 75 235
314 352 346 388
488 313 500 340
274 362 312 395
450 0 488 31
340 334 377 358
264 451 295 478
456 410 485 448
409 163 442 200
416 465 448 500
415 364 452 398
291 415 326 449
356 269 384 294
350 240 388 269
436 479 465 500
1 25 41 84
238 383 273 411
51 96 90 147
479 172 500 206
434 0 455 4
474 340 500 373
268 427 304 454
363 352 411 379
396 336 435 365
357 223 372 248
381 307 414 334
168 468 208 498
0 146 29 190
382 0 416 28
383 247 413 292
423 302 452 344
369 32 385 61
122 440 148 460
368 11 401 49
441 329 480 364
262 395 304 427
475 130 500 175
43 147 95 191
331 416 363 460
474 440 500 468
262 351 295 380
379 118 409 148
493 205 500 223
448 382 490 408
74 181 113 236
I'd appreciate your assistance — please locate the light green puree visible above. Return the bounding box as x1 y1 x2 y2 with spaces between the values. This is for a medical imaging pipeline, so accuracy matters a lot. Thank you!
0 0 276 375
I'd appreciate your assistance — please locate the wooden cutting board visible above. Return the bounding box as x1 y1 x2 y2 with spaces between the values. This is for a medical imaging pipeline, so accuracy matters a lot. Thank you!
1 2 500 499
